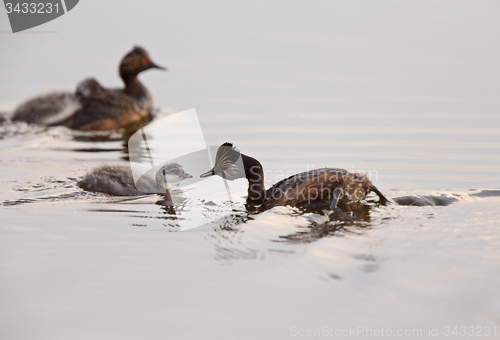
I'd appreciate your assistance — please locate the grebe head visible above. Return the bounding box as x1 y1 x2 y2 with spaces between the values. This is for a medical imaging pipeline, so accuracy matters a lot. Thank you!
119 46 166 80
200 142 266 205
200 142 246 180
75 78 105 101
156 162 193 188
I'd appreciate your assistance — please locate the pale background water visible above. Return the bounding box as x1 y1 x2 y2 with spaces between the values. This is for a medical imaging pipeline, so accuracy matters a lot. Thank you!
1 1 500 339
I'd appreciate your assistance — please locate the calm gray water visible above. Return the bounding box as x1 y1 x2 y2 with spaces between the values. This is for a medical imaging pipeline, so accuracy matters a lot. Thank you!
1 1 500 339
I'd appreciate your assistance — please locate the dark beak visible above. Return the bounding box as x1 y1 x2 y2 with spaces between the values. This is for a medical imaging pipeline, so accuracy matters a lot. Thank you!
200 168 215 178
182 172 193 179
149 61 167 71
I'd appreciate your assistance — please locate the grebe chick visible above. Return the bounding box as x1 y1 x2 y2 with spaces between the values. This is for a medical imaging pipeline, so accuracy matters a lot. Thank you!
66 78 145 131
78 163 192 196
200 143 388 216
12 46 165 131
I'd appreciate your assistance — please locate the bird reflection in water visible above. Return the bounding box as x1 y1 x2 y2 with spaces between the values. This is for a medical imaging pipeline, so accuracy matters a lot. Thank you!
199 198 384 262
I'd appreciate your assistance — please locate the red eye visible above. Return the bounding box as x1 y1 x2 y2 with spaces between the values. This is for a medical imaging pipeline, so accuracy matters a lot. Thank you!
141 58 148 66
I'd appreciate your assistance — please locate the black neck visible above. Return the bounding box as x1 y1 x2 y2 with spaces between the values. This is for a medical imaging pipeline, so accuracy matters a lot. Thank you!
241 154 266 205
121 75 152 110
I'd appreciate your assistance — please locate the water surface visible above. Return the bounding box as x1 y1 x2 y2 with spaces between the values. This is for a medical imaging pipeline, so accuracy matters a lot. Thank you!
1 1 500 339
1 104 499 339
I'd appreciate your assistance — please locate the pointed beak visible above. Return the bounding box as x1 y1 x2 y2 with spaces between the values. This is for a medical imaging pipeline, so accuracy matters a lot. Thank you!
149 61 167 71
182 172 193 179
200 168 215 178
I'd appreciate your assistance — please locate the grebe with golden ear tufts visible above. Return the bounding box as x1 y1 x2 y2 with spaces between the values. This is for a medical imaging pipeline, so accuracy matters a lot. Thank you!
200 142 389 218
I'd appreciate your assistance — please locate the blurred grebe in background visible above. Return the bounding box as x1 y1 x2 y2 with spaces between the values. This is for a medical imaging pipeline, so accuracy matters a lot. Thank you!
12 46 166 131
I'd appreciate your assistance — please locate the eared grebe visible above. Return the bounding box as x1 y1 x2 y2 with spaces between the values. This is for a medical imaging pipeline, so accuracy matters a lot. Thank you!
12 46 166 131
200 143 388 216
78 163 192 196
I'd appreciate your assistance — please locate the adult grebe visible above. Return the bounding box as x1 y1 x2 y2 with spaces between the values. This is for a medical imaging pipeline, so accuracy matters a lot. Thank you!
78 163 192 196
200 143 388 216
12 46 166 131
